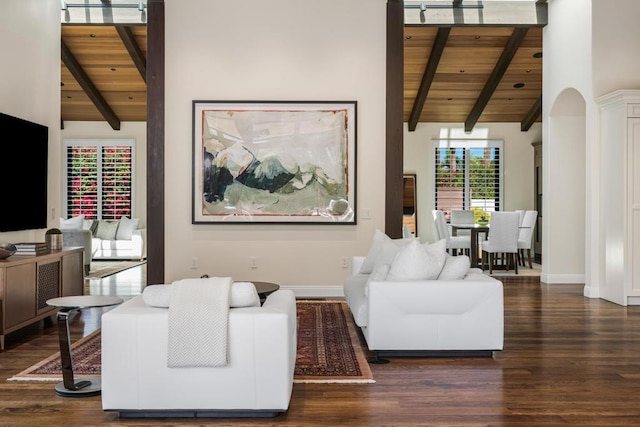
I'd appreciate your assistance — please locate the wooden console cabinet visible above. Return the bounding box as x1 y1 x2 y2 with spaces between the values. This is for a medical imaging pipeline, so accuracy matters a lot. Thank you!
0 247 83 350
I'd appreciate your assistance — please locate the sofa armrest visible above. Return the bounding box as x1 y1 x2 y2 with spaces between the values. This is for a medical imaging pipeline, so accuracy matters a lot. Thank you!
131 228 146 259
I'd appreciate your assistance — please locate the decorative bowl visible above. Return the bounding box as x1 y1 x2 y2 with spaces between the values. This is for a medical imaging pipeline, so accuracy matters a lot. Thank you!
477 220 489 226
0 244 17 260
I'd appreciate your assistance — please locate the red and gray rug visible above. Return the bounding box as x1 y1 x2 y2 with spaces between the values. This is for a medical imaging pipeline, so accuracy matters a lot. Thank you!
8 300 374 384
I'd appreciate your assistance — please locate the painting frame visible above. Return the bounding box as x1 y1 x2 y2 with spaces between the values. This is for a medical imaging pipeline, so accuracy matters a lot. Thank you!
192 100 357 224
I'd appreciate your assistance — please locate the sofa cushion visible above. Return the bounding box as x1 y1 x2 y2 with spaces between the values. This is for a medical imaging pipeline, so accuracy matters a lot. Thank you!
142 281 260 308
386 239 446 281
360 229 415 274
438 254 471 280
94 238 135 251
60 214 84 230
116 216 139 240
95 220 120 240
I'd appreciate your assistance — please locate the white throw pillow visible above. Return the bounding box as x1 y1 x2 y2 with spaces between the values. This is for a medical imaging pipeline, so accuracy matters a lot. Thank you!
142 281 260 308
438 253 471 280
360 229 415 274
386 239 447 281
142 284 172 307
116 216 139 240
60 214 85 230
95 220 119 240
229 282 260 307
422 239 447 267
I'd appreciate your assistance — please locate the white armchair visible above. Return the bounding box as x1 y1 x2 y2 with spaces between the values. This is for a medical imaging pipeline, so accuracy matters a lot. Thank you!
102 289 297 418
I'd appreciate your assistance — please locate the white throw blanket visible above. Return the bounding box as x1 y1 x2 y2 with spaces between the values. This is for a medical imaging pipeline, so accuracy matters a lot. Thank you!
167 277 232 367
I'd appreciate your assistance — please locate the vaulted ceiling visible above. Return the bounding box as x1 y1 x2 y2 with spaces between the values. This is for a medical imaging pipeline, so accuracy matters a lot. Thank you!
60 2 544 132
61 25 147 130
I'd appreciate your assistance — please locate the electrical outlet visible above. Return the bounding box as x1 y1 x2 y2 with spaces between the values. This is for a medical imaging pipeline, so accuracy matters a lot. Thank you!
360 208 371 219
190 257 197 270
341 256 349 269
251 256 258 269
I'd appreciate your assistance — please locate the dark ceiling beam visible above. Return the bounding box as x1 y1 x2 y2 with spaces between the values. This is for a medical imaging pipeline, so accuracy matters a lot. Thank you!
408 27 451 132
116 25 147 83
61 40 121 130
453 0 463 4
464 27 529 133
521 94 542 131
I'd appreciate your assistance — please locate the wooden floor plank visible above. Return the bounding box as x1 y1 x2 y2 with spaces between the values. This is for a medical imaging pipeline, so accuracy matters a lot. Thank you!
2 269 640 426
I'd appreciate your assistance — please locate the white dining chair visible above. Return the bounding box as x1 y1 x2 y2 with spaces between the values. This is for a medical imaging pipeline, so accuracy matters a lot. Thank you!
517 210 538 268
450 210 475 237
480 211 520 274
433 210 471 255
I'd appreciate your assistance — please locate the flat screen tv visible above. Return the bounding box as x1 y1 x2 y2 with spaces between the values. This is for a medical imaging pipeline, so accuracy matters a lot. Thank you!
0 112 48 232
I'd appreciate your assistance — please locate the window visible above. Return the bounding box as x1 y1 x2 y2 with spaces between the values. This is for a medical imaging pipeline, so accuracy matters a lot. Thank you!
63 140 134 220
433 129 503 221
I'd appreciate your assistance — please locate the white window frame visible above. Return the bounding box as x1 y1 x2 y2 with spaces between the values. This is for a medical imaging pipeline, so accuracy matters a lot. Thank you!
62 139 136 220
432 138 504 218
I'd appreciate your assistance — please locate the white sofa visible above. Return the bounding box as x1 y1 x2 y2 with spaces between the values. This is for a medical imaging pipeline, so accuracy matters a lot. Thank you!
101 289 297 418
91 227 146 260
60 215 146 261
344 256 504 358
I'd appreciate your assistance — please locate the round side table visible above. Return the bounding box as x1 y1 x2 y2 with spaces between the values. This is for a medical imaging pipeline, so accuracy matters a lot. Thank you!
46 295 123 397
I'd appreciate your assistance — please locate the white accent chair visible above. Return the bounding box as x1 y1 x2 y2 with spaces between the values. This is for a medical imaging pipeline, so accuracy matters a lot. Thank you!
481 211 520 274
101 290 297 418
433 210 471 255
517 210 538 268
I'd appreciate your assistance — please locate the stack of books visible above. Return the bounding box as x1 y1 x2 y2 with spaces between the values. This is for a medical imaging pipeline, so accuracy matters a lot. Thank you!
13 242 49 256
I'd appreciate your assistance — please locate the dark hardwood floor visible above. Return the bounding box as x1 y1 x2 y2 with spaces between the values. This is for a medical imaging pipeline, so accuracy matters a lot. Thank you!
2 266 640 426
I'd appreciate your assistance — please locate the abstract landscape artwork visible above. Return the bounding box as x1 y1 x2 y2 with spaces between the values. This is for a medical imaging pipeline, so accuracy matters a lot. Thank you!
192 101 357 224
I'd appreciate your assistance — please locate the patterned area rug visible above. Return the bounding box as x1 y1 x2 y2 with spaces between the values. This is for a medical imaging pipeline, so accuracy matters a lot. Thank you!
7 300 374 384
86 260 146 279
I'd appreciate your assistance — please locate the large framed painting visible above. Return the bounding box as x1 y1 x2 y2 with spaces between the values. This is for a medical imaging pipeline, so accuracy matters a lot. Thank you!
192 100 357 224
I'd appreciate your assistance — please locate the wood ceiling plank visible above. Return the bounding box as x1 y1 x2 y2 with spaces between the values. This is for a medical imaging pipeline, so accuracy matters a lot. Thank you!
61 15 543 128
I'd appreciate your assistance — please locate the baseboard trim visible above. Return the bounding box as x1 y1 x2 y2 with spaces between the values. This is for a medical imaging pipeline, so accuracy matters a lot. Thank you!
540 273 585 284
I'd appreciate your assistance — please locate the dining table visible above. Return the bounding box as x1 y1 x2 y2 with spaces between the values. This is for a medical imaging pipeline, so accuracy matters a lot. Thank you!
451 223 489 268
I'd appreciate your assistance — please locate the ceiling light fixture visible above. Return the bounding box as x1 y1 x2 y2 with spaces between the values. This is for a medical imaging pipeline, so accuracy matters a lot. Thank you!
533 52 543 58
514 83 525 88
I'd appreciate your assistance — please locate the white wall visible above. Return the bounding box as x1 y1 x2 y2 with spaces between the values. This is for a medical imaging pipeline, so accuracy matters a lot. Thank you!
0 0 60 245
542 0 592 285
592 0 640 97
404 122 541 243
164 0 387 292
60 122 148 228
